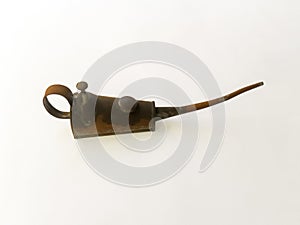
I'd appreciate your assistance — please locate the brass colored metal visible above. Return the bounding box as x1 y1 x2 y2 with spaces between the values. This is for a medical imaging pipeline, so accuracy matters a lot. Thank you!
43 81 264 139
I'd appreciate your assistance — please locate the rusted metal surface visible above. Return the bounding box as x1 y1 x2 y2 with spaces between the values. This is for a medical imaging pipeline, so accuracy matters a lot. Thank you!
43 81 264 139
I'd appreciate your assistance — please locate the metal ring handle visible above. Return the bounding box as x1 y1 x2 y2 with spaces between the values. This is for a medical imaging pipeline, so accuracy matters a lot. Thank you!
43 84 73 119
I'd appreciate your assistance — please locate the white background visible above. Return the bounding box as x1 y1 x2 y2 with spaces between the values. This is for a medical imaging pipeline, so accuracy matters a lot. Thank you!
1 0 300 224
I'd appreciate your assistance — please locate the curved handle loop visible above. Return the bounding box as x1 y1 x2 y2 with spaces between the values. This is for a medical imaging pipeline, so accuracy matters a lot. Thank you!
43 84 73 119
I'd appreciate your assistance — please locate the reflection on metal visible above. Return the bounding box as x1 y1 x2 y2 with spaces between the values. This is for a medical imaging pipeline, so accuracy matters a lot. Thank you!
43 81 264 139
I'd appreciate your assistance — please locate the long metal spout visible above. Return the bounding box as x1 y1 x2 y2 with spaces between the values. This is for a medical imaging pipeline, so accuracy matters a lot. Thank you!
155 81 264 119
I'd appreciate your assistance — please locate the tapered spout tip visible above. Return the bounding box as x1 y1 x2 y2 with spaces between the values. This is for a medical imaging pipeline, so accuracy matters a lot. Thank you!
257 81 264 87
